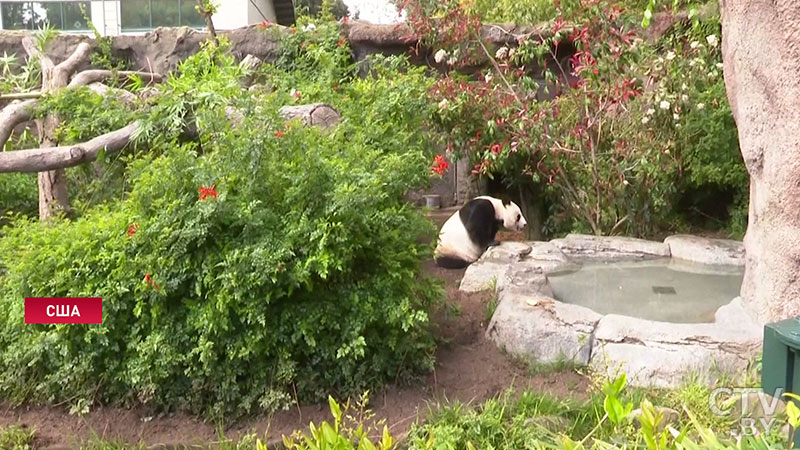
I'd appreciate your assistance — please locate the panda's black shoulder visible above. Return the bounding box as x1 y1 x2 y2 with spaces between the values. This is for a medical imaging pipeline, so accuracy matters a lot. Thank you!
459 197 507 216
457 198 502 247
458 198 496 221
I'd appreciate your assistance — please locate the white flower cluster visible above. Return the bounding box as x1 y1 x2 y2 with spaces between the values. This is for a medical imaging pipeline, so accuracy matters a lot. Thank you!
434 49 458 66
494 46 516 61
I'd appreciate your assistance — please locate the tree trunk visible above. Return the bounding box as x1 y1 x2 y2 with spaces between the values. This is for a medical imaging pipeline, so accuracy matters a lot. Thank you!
36 113 70 220
37 169 69 220
720 0 800 323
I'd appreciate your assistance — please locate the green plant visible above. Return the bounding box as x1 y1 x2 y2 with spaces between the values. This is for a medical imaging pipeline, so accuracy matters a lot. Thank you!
483 292 498 323
279 396 394 450
529 355 582 376
603 374 634 426
0 32 443 420
0 52 41 94
34 22 58 53
0 425 35 450
79 3 126 71
0 173 38 227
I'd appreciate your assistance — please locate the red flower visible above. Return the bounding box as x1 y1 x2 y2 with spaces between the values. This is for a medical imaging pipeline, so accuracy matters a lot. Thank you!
259 20 272 29
431 155 450 175
144 273 161 290
198 184 218 200
336 36 347 47
291 27 297 34
275 130 285 138
127 223 139 237
490 143 503 155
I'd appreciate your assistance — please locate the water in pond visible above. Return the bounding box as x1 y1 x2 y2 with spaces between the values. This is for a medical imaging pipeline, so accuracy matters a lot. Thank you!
547 259 744 323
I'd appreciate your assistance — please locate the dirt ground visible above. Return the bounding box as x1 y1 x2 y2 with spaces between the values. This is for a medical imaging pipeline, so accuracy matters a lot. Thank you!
0 217 589 449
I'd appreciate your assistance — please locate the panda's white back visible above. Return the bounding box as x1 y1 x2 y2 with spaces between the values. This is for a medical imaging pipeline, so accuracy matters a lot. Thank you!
435 209 484 263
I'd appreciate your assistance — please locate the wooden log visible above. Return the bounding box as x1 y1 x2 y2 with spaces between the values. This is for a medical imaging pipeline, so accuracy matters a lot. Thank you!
0 122 140 173
0 99 38 149
279 103 340 129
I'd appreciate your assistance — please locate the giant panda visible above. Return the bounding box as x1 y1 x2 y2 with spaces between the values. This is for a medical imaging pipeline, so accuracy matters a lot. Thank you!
434 196 527 269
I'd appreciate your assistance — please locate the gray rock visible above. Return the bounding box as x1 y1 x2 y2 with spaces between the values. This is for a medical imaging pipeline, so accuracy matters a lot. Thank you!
715 297 759 328
551 234 671 261
496 264 553 297
522 240 570 262
487 290 601 365
483 241 534 263
460 261 508 293
460 242 544 293
664 234 745 266
733 392 786 419
590 313 761 388
720 0 800 325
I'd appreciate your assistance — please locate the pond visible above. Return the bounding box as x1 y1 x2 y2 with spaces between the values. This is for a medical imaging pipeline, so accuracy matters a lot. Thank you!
547 259 744 323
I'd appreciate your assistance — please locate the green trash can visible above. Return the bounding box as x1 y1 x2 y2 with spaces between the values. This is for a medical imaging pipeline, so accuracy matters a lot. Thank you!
763 317 800 446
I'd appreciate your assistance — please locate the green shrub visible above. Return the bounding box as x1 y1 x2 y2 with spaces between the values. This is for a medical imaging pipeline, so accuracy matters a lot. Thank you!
0 35 441 419
0 173 38 225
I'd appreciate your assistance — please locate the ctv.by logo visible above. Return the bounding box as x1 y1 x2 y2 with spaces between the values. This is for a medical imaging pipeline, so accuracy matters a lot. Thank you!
709 387 788 436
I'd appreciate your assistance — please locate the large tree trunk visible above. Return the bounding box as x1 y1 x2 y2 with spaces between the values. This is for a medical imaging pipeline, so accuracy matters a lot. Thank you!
21 38 88 221
37 168 69 219
36 105 69 220
720 0 800 323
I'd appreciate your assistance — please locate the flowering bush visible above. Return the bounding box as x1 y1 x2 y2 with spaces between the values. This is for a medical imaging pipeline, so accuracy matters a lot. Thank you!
399 0 743 237
646 19 747 237
0 32 442 419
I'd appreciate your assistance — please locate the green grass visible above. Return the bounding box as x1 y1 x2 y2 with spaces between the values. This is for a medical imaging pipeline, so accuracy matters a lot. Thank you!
529 354 585 376
0 425 35 450
406 372 791 450
483 292 499 323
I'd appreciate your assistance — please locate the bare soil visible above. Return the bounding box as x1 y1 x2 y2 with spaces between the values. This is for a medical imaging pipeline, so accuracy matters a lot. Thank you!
0 219 589 449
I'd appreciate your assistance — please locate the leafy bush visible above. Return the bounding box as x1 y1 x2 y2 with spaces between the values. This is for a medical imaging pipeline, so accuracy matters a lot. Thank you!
0 35 441 419
0 173 38 225
655 19 748 237
401 0 746 238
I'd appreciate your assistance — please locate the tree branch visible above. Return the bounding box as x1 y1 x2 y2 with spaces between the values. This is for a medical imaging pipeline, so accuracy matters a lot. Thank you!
86 82 137 104
0 99 38 150
0 122 139 173
68 70 164 88
0 92 42 101
55 42 92 77
195 0 218 44
0 101 341 173
21 36 54 73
